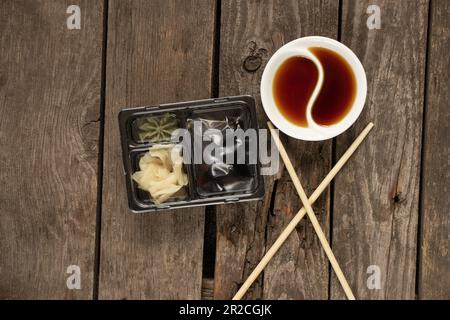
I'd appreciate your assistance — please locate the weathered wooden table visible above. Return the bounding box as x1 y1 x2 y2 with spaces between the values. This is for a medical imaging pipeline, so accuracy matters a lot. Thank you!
0 0 448 300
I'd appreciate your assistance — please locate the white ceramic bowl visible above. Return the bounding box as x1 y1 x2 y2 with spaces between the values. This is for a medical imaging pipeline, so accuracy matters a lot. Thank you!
260 36 367 141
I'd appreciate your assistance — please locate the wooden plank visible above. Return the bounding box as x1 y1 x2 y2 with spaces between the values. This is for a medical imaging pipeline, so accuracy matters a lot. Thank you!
418 0 450 300
0 0 103 298
201 278 215 300
331 0 429 299
214 0 338 299
99 0 215 299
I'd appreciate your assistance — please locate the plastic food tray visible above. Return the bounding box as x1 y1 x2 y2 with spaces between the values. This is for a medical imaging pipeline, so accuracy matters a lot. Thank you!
119 95 265 212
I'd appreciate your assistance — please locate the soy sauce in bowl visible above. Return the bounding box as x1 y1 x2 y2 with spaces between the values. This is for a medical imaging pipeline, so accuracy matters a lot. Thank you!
272 55 318 127
273 47 357 127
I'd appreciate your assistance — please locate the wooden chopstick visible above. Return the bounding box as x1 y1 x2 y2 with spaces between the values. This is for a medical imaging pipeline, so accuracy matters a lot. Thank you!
233 122 374 300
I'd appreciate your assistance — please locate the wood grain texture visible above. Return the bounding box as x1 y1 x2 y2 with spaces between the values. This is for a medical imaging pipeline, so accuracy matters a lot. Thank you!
214 0 338 300
331 0 429 299
418 0 450 300
0 0 103 299
263 1 338 300
99 0 215 299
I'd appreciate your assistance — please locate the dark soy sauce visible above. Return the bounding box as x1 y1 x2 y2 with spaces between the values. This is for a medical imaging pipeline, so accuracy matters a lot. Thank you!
310 47 356 126
273 56 318 127
273 47 356 127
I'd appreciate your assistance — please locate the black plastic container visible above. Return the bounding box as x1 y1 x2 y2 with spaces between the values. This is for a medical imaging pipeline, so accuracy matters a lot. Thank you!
119 95 264 212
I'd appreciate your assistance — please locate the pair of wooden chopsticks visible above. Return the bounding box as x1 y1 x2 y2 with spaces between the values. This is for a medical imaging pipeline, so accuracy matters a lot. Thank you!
233 121 374 300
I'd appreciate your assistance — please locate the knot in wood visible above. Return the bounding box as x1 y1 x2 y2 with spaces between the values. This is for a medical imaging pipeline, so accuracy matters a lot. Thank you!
243 55 262 72
392 192 406 204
